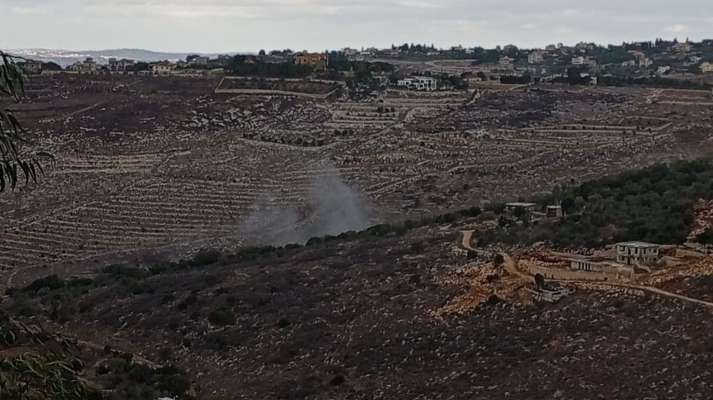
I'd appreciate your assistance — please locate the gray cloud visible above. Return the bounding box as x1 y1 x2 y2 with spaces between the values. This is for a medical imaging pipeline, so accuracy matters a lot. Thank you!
1 1 712 52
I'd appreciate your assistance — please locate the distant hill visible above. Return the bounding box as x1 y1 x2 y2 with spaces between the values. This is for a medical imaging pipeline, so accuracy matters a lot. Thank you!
7 48 236 67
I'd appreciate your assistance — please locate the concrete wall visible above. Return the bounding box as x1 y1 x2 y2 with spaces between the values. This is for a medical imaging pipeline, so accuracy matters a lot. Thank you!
214 87 339 99
214 77 342 98
575 283 646 297
523 262 633 283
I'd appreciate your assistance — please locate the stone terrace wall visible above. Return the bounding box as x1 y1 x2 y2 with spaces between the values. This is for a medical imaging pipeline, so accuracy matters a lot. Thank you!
522 262 633 283
214 88 338 99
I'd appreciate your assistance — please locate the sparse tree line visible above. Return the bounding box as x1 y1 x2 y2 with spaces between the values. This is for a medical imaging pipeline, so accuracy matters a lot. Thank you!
481 159 713 248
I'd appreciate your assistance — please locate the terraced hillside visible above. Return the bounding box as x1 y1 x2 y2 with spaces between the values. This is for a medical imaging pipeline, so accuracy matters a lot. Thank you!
2 75 713 290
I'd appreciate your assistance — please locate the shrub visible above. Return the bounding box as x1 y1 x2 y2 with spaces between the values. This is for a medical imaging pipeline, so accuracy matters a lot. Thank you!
485 202 507 214
177 293 198 311
108 357 130 373
23 275 65 293
697 228 713 245
128 281 155 295
459 206 482 218
155 371 191 395
305 237 324 246
204 332 229 351
67 277 94 287
493 254 505 268
365 224 395 237
190 248 221 267
236 245 278 261
208 306 236 326
203 274 222 286
103 264 148 280
127 364 154 384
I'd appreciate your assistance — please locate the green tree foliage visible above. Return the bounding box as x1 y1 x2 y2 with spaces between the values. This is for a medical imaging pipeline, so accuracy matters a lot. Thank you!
0 312 193 399
500 74 532 85
589 46 635 65
0 52 48 192
598 75 711 90
129 62 150 72
207 306 236 326
229 56 313 78
0 314 100 400
42 62 63 71
472 47 501 64
22 274 65 293
0 354 99 400
697 228 713 245
566 67 589 85
531 159 713 247
493 254 505 268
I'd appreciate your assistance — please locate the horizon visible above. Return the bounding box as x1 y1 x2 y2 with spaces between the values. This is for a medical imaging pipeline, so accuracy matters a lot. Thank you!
7 35 712 57
2 0 712 53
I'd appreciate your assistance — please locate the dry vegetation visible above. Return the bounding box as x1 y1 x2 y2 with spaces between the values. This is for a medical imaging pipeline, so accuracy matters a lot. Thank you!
5 220 713 399
2 75 713 290
3 73 713 398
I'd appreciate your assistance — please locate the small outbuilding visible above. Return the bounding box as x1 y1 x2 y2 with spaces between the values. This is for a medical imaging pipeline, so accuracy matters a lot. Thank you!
545 205 563 218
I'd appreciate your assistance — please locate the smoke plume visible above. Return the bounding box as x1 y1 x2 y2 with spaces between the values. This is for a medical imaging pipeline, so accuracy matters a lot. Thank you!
240 165 372 245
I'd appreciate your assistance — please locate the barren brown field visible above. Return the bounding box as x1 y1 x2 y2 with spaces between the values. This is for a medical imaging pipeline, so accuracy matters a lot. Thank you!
2 74 713 290
7 219 713 400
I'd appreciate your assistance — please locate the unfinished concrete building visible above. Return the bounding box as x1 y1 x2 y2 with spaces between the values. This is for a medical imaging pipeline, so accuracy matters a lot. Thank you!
506 202 538 213
616 242 660 266
568 257 635 279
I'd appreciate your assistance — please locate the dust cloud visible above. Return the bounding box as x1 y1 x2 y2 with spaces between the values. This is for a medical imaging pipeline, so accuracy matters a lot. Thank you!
239 166 373 245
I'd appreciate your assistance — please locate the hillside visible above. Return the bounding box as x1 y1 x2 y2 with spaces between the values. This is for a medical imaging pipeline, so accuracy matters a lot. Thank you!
4 75 713 288
5 160 713 399
4 72 713 399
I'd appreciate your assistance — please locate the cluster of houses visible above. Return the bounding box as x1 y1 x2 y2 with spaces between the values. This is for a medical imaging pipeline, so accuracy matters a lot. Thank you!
267 50 445 92
509 39 713 82
505 202 563 221
18 53 235 77
17 39 713 87
371 39 713 85
396 76 438 91
64 57 183 76
294 52 329 72
335 40 713 84
19 51 333 77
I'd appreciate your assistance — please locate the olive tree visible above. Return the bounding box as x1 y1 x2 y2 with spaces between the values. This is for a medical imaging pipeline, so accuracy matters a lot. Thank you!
0 51 46 192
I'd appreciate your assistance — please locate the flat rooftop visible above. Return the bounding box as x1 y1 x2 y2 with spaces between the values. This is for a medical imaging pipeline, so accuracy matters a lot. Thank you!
617 241 659 248
506 202 537 207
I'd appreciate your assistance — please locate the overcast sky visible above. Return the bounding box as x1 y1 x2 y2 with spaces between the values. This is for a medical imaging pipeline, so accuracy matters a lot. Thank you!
2 0 713 53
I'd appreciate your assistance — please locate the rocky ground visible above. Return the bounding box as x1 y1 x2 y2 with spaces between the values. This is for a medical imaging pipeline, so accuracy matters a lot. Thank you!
5 220 713 399
4 74 713 399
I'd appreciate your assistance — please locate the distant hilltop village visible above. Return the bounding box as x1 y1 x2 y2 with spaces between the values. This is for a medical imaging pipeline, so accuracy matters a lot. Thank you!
14 38 713 90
